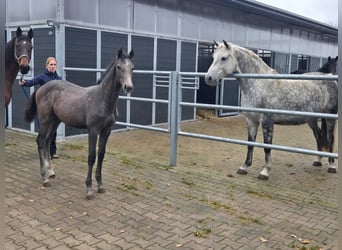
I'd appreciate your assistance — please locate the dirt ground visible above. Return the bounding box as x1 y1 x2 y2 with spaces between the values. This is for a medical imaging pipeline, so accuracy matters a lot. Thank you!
5 110 338 249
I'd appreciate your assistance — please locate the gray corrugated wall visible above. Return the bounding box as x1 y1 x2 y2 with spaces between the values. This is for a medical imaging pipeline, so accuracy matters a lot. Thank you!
101 31 128 130
130 35 154 125
65 27 97 136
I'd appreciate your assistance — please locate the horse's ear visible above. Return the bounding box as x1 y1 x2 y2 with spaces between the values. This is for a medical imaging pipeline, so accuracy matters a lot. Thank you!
328 56 331 60
223 40 230 49
128 49 134 59
28 28 33 39
16 27 22 37
213 40 219 47
335 56 338 61
117 48 123 58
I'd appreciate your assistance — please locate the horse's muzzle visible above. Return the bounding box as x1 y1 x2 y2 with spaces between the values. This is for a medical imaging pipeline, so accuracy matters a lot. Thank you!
19 65 30 74
123 84 133 94
205 74 218 87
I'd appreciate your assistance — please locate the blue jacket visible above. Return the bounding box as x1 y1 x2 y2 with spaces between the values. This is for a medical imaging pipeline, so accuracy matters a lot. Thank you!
23 71 62 87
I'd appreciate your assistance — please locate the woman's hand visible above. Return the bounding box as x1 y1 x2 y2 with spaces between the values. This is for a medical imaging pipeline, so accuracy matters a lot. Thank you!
18 79 25 86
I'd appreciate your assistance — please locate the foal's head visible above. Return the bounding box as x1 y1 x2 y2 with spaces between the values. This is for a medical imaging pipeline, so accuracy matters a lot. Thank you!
115 48 134 94
205 40 238 86
15 27 33 74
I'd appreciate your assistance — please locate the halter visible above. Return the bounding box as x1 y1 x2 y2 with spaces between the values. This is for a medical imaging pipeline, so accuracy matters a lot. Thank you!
14 37 32 64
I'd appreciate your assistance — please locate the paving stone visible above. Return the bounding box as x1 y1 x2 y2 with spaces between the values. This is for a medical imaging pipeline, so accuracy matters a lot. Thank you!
4 117 338 249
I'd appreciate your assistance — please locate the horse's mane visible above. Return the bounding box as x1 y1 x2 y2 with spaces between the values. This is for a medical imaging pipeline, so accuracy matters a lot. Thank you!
230 43 277 74
5 38 16 67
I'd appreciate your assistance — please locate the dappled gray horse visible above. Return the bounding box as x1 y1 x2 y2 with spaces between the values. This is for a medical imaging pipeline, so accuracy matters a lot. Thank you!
205 41 337 180
25 48 134 199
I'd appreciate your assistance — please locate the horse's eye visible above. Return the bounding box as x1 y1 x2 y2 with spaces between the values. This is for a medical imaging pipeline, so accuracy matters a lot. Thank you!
221 57 227 61
117 65 121 70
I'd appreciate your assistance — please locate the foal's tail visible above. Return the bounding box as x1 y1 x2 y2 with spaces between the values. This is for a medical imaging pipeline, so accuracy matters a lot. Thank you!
24 90 37 122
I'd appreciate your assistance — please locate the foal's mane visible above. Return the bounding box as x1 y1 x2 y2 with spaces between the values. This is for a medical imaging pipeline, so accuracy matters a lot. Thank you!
96 59 116 85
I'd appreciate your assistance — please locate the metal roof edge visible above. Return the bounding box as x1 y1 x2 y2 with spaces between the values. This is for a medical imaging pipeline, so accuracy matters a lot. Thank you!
218 0 337 36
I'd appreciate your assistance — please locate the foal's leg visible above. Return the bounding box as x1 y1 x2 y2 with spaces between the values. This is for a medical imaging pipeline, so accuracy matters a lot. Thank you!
96 126 112 194
85 130 98 200
257 117 274 180
308 120 323 166
36 125 51 187
326 119 337 173
36 121 60 186
237 117 259 175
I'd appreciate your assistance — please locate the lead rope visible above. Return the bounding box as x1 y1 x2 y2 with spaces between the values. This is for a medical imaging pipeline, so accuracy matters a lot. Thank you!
20 74 40 128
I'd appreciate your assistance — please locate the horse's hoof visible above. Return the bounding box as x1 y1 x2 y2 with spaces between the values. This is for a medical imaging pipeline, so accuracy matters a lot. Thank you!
86 192 94 200
312 161 322 167
237 169 248 175
328 168 337 173
257 174 269 180
48 170 56 178
98 188 106 194
43 181 51 187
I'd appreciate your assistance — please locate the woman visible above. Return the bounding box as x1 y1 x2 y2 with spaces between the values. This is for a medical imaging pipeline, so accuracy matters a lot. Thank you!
19 57 62 159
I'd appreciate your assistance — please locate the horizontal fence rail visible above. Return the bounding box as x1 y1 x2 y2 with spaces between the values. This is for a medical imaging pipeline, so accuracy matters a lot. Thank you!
61 67 338 167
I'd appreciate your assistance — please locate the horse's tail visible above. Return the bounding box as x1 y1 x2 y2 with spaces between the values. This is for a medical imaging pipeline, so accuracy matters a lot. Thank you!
25 90 37 122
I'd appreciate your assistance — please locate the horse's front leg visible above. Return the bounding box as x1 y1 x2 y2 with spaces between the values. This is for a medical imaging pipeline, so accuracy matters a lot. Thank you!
237 117 259 175
86 131 98 200
96 126 112 194
257 117 274 180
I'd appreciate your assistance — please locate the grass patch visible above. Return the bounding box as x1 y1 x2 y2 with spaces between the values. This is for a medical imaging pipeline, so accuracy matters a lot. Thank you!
62 154 87 163
181 177 196 187
238 215 263 225
193 228 211 237
246 188 273 199
61 143 86 150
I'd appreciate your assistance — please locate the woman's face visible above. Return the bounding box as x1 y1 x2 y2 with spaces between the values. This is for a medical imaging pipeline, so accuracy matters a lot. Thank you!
46 60 57 73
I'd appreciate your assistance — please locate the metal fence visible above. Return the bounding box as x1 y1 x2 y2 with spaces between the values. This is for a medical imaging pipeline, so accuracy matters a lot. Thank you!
61 68 338 166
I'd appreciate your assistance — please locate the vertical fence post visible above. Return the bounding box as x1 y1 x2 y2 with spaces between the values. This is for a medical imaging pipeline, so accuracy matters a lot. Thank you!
169 71 178 166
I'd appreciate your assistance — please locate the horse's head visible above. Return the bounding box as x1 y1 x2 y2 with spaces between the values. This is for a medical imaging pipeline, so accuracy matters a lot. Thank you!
326 56 338 74
15 27 33 74
205 40 238 86
115 48 134 94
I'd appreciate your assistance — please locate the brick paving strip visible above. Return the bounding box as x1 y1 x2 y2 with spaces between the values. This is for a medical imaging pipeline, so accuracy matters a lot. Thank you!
5 115 338 249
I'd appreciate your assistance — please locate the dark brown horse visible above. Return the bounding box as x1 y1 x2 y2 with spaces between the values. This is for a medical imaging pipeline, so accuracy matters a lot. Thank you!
24 48 134 200
291 56 338 74
5 27 33 107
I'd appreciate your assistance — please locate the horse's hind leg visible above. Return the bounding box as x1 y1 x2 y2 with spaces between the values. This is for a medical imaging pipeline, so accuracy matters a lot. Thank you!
85 131 98 200
326 119 337 173
308 120 323 166
237 117 259 175
36 129 51 187
257 117 273 180
96 126 111 194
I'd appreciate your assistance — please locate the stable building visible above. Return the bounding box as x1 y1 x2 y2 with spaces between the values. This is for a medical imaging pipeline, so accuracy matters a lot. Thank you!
5 0 338 137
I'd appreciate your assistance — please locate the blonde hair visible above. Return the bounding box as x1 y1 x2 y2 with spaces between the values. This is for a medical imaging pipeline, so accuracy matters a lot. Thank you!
46 57 57 65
